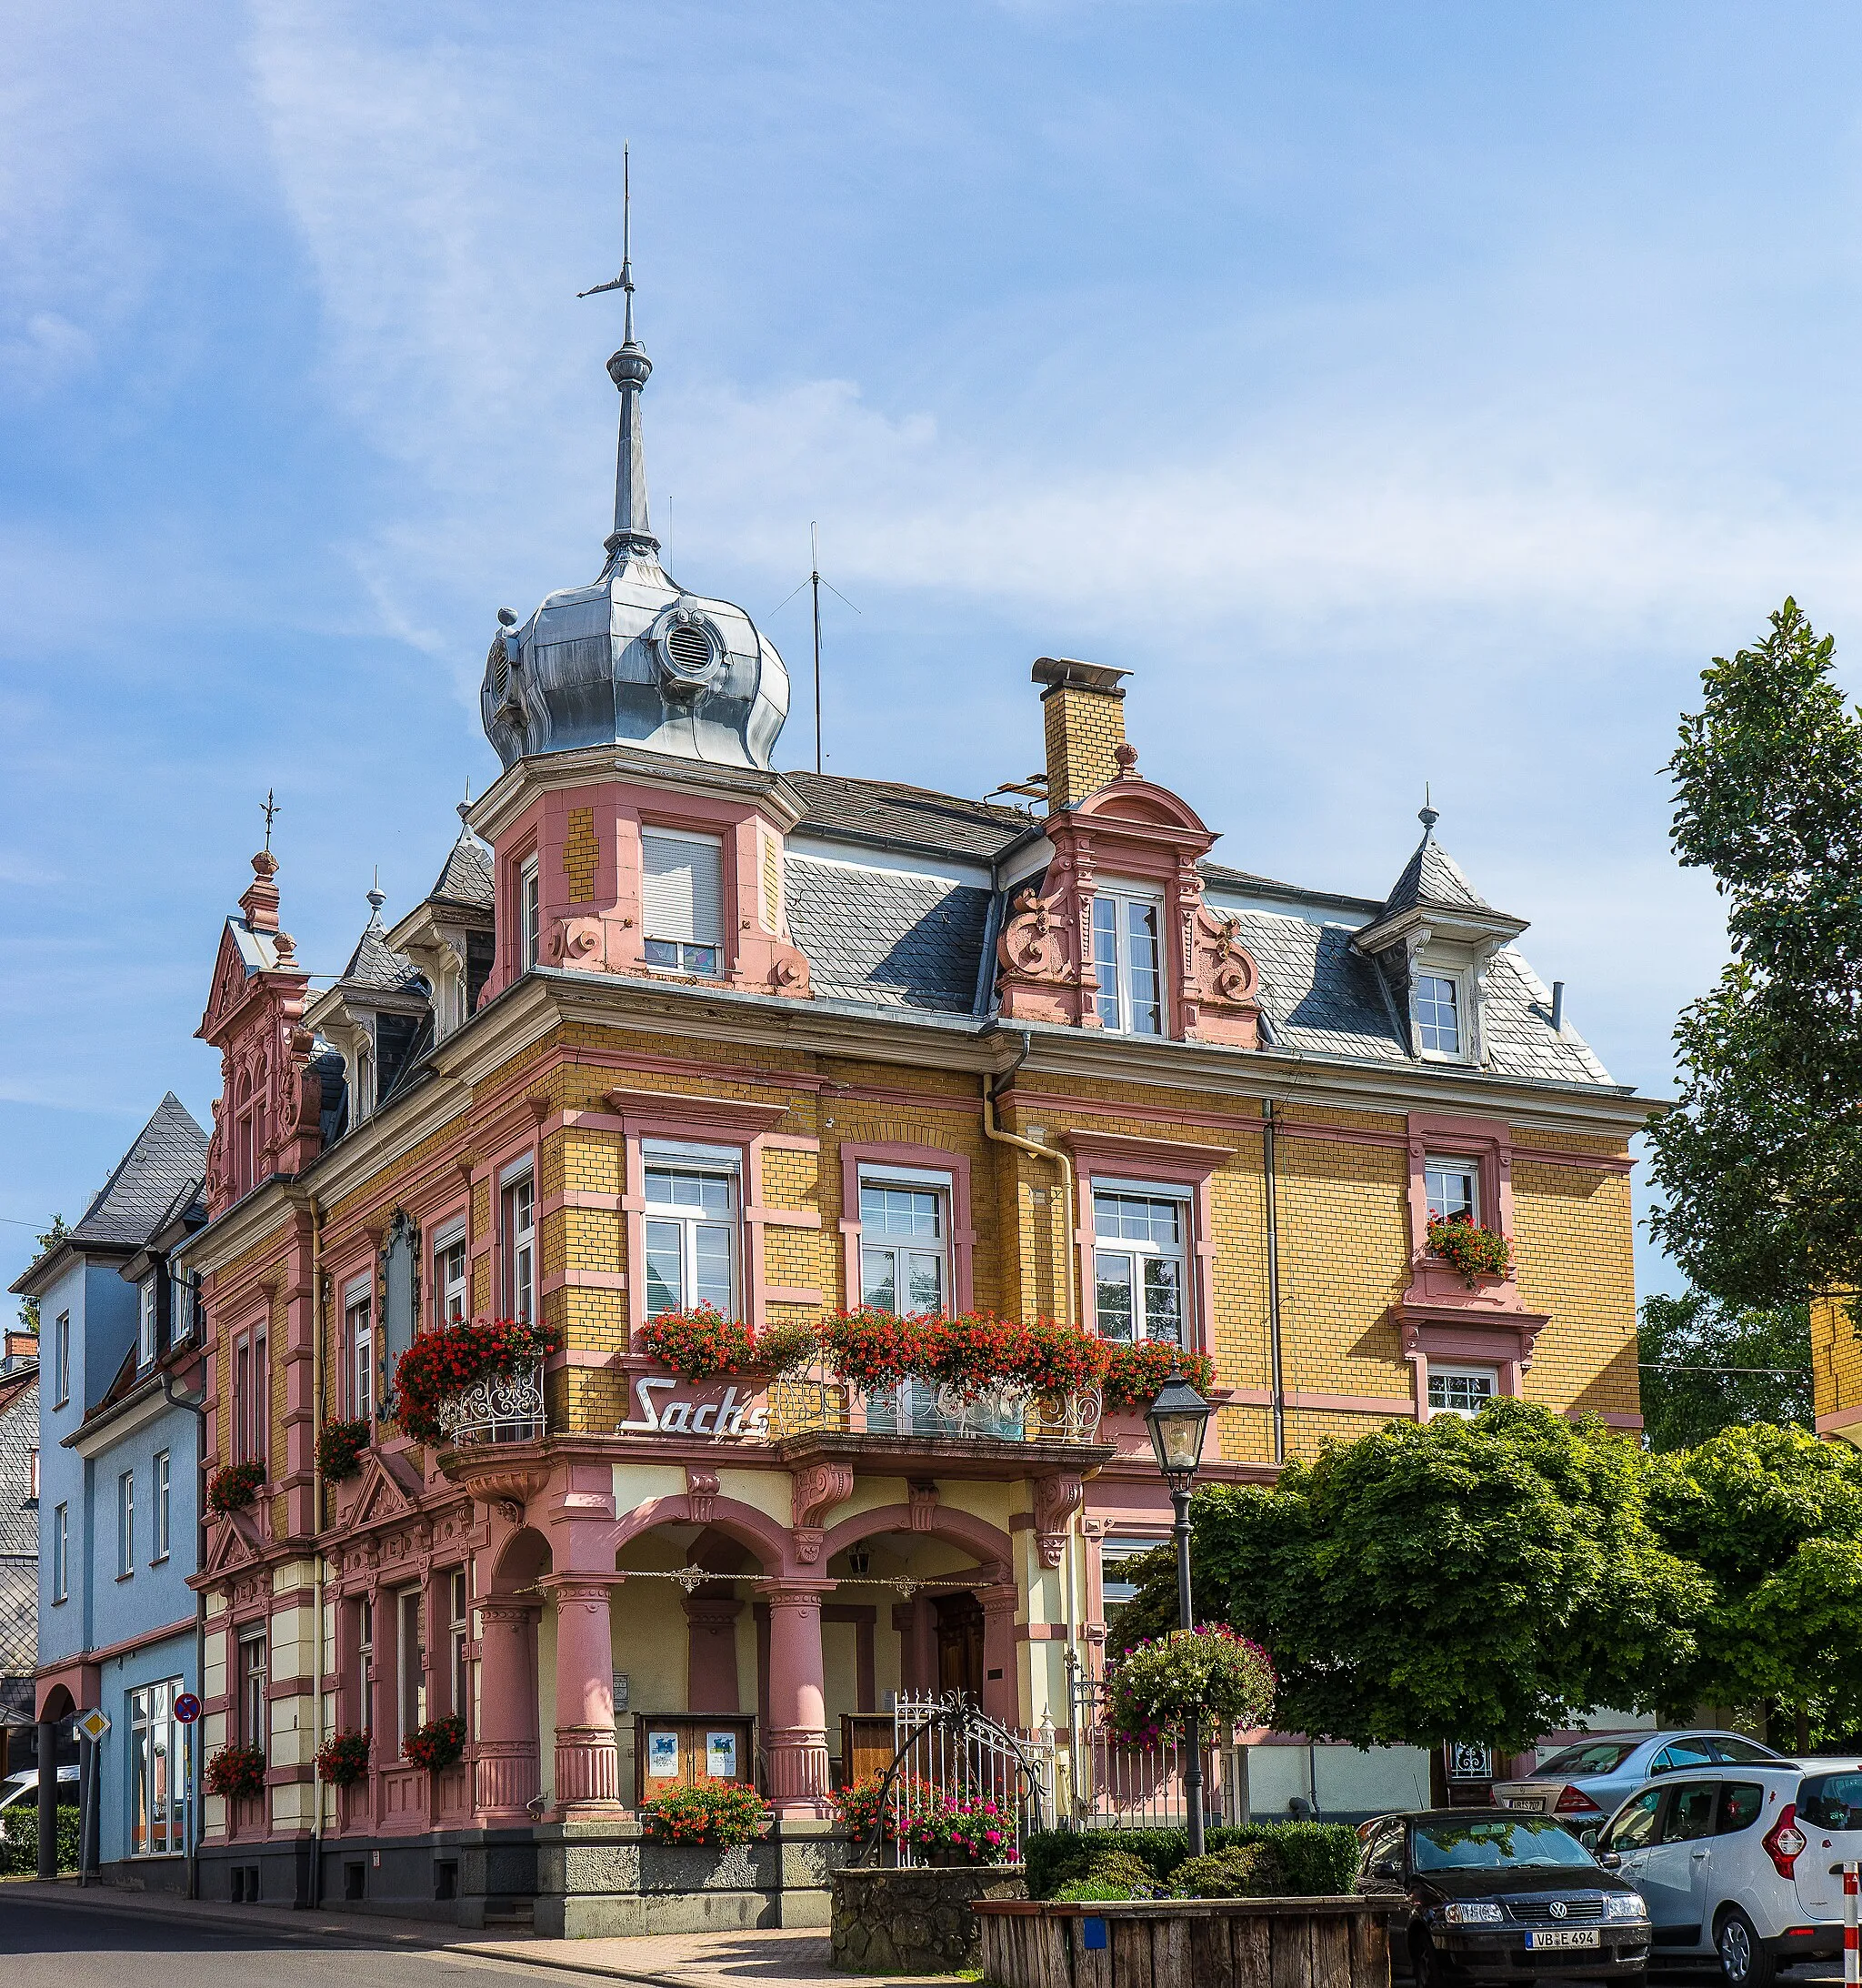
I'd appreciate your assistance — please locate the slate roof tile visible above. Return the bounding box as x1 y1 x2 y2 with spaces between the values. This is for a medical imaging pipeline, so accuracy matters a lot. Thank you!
65 1094 210 1250
786 854 991 1013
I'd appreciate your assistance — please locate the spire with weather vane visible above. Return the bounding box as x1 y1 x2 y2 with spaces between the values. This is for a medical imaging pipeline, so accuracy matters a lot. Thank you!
580 144 657 568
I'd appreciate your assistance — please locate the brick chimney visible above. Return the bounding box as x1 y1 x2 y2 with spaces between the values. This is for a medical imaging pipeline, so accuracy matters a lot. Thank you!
1034 657 1129 810
3 1330 36 1370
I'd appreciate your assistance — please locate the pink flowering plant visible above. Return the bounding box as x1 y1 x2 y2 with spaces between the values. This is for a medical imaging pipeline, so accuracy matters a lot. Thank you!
636 1306 756 1380
1426 1213 1513 1287
831 1772 945 1842
922 1792 1019 1863
639 1775 770 1848
1106 1624 1276 1746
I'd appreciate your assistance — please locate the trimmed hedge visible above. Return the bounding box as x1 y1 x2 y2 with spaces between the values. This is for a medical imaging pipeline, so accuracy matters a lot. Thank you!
1022 1822 1360 1901
0 1807 83 1875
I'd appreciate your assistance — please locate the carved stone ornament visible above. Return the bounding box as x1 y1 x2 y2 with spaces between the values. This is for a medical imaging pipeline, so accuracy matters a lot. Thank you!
495 1498 524 1527
907 1479 939 1532
791 1460 855 1532
549 915 609 970
766 943 812 997
1032 1472 1085 1570
1193 905 1260 1008
685 1464 721 1527
996 888 1075 985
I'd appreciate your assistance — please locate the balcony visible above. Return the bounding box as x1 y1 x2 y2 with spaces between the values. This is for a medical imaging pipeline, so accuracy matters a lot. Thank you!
766 1371 1103 1445
435 1358 546 1445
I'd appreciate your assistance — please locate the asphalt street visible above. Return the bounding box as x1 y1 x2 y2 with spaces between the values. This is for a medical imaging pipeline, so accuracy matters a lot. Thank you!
0 1895 608 1988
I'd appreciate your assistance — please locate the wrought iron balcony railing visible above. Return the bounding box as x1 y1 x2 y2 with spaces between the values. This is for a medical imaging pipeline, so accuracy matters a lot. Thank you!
435 1359 546 1445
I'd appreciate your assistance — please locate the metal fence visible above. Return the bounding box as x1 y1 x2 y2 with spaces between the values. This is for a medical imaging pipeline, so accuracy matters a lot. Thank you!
1061 1674 1249 1832
872 1691 1058 1865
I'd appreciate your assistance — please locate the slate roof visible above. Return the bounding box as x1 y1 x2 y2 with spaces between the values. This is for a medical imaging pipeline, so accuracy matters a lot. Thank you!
786 771 1033 862
65 1094 210 1250
430 827 494 911
786 855 993 1013
337 910 424 994
1379 824 1494 919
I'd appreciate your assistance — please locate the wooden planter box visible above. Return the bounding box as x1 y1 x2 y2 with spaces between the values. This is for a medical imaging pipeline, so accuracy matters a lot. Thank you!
974 1895 1396 1988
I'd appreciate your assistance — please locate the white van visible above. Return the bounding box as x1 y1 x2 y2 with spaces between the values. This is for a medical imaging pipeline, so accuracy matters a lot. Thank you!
1594 1758 1861 1986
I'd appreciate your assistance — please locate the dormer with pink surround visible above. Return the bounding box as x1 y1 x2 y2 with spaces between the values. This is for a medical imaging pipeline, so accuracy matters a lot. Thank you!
466 215 812 1009
995 658 1261 1046
196 848 322 1217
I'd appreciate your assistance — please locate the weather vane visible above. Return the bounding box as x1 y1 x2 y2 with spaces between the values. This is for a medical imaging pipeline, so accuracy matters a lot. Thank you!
261 788 280 851
578 143 636 343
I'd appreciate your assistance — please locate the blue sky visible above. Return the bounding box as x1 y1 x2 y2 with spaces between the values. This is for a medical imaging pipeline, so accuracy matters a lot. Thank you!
7 1 1861 1303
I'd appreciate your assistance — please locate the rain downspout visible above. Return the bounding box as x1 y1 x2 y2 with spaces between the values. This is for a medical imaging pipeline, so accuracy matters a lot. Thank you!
1262 1099 1286 1464
980 1033 1076 1327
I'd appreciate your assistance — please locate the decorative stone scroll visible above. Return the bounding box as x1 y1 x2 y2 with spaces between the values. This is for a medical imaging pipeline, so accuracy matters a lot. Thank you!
1031 1472 1086 1570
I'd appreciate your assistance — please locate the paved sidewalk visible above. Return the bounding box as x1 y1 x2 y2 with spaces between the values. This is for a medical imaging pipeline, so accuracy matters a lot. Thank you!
0 1878 970 1986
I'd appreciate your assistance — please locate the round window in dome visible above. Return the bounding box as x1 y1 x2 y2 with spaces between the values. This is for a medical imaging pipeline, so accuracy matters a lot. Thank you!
652 605 725 690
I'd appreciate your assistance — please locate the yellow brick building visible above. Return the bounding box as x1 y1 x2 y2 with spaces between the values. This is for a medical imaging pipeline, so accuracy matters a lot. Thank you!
173 294 1656 1930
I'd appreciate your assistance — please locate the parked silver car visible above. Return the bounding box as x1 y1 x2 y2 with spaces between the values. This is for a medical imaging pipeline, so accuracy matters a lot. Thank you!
1494 1732 1787 1832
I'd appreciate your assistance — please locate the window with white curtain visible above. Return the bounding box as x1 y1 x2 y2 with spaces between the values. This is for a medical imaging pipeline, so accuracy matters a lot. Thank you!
1092 1187 1187 1344
643 1144 738 1317
501 1172 536 1323
116 1469 135 1577
153 1449 170 1561
641 829 724 974
434 1230 468 1324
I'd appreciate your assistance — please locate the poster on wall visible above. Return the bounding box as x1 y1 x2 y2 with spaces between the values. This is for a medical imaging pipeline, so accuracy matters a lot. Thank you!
648 1730 680 1778
706 1730 737 1780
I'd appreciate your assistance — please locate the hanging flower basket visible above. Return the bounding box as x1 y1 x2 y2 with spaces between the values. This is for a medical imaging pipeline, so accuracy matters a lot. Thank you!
638 1775 770 1847
205 1742 267 1801
1426 1213 1513 1287
390 1318 562 1445
402 1714 466 1774
636 1306 756 1379
821 1307 936 1390
316 1417 371 1481
206 1460 266 1513
1102 1342 1216 1413
315 1728 371 1787
1106 1624 1276 1745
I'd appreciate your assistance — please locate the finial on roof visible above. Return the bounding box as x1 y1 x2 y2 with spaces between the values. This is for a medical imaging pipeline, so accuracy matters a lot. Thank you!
366 867 385 919
1418 781 1438 837
582 143 657 567
457 778 473 828
261 787 280 851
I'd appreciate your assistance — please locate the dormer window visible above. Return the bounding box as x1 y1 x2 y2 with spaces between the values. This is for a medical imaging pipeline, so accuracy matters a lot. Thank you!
642 829 724 975
137 1277 157 1370
1415 972 1463 1057
1091 889 1164 1035
518 856 540 972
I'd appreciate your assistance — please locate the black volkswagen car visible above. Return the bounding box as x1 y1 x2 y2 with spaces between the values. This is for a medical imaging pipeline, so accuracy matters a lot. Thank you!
1358 1809 1652 1984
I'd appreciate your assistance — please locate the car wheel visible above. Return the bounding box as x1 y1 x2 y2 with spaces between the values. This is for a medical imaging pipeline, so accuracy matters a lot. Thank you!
1412 1933 1443 1988
1716 1909 1776 1988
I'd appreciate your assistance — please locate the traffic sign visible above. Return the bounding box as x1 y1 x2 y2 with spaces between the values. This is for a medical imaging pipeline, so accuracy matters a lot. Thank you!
75 1707 110 1743
174 1693 201 1725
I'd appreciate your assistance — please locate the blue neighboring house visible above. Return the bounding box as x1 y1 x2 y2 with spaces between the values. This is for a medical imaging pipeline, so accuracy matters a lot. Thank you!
12 1094 209 1885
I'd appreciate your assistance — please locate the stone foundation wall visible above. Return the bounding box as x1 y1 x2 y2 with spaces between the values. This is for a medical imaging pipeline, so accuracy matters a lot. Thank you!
832 1863 1028 1975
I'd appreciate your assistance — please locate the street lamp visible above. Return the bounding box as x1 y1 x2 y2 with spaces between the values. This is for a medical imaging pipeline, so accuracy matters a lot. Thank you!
1145 1371 1213 1855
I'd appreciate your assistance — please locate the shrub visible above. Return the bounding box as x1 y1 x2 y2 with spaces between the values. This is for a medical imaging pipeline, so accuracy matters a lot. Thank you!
1172 1842 1286 1899
750 1318 821 1376
1102 1343 1216 1412
1021 1822 1360 1900
206 1459 265 1513
639 1775 770 1847
390 1317 561 1443
637 1306 756 1379
317 1418 371 1481
1426 1213 1513 1286
1082 1848 1168 1898
402 1714 466 1772
0 1806 81 1875
205 1742 267 1801
1106 1625 1276 1742
1055 1878 1136 1903
315 1728 371 1787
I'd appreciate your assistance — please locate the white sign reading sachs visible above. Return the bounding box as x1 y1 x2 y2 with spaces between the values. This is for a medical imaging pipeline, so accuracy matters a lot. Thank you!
620 1374 770 1441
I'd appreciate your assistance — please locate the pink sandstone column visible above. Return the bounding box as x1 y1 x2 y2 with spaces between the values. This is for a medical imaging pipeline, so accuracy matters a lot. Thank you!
980 1584 1020 1729
759 1581 833 1816
473 1601 542 1822
684 1593 744 1714
541 1574 625 1813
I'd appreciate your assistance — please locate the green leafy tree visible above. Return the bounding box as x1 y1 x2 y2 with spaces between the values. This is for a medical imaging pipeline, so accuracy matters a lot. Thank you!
1638 1290 1812 1451
1648 598 1862 1308
15 1214 68 1333
1116 1401 1707 1752
1646 1423 1862 1750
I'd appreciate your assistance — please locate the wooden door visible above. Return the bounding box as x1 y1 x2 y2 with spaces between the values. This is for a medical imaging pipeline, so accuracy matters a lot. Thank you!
935 1591 984 1701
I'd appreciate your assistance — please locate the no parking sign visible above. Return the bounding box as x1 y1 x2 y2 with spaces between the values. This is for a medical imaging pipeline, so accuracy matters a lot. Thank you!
175 1693 201 1725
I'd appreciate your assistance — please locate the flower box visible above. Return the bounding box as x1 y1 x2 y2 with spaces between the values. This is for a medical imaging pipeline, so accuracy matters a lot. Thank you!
206 1460 265 1513
1425 1214 1513 1287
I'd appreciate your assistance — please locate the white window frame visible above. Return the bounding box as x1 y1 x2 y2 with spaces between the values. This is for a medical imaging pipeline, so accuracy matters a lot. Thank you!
356 1593 375 1737
1100 1535 1171 1616
518 855 540 972
52 1501 67 1601
1427 1363 1498 1419
345 1278 374 1421
1090 1180 1190 1346
239 1632 267 1751
501 1169 536 1324
640 826 725 976
856 1165 952 1317
171 1273 193 1345
641 1142 740 1319
447 1567 470 1722
152 1449 170 1561
1414 969 1467 1059
54 1311 69 1407
117 1467 135 1578
137 1276 157 1370
433 1224 468 1325
1091 886 1166 1035
398 1584 426 1742
1424 1154 1480 1227
127 1677 184 1856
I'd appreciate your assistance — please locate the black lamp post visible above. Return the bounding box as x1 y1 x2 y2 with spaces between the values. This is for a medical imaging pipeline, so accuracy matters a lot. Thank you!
1145 1369 1213 1855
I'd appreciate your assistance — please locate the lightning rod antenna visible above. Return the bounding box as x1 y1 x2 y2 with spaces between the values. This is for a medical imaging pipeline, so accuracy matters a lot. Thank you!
811 522 823 776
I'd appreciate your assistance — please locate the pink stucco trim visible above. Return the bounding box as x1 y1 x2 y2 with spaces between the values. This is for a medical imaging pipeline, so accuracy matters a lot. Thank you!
1817 1401 1862 1440
818 1501 1014 1579
836 1140 977 1314
612 1490 793 1573
1064 1129 1226 1355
